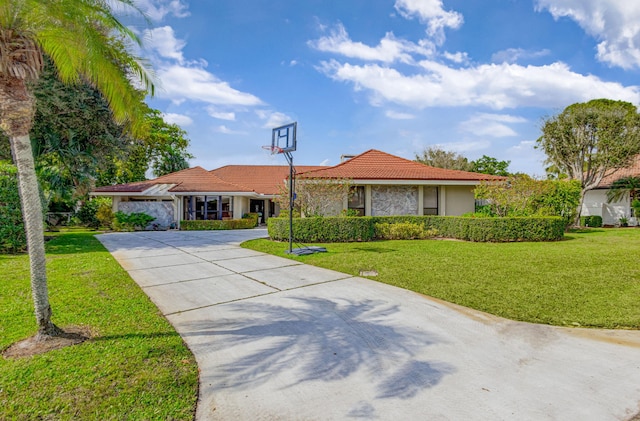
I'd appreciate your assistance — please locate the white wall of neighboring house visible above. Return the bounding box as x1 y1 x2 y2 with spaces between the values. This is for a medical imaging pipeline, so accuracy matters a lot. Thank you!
582 189 633 226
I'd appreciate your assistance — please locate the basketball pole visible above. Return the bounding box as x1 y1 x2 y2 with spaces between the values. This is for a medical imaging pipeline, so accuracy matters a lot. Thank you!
284 151 294 254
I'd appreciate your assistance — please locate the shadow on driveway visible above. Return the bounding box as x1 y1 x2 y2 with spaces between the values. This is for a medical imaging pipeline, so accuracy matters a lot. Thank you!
179 297 455 401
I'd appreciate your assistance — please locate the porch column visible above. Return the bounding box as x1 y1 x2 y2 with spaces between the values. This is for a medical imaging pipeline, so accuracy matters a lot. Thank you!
189 195 195 220
217 195 223 220
418 186 424 216
365 185 372 216
204 195 208 220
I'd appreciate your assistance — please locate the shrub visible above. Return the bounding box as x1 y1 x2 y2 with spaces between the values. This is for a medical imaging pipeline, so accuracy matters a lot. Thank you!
268 215 565 243
374 222 438 240
180 215 257 231
75 197 112 229
0 162 26 254
580 215 603 228
633 199 640 218
96 200 114 229
113 211 155 231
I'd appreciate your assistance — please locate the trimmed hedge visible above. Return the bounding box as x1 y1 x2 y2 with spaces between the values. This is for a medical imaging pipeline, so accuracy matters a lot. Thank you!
181 216 257 231
267 215 566 243
580 215 603 228
0 161 26 254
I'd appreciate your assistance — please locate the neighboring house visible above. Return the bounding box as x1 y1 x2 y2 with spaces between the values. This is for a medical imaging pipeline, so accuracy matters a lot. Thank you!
582 155 640 226
91 149 501 227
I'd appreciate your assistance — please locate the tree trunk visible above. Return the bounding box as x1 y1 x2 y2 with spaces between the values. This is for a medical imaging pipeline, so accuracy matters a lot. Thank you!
573 188 587 227
2 76 62 339
10 133 63 338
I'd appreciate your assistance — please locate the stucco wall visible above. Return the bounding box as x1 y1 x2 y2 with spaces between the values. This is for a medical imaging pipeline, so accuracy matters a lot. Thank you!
583 189 630 225
118 201 175 228
371 186 418 216
444 186 475 216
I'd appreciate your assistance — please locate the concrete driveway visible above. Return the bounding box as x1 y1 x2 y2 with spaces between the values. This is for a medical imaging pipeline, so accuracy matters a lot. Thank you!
97 229 640 421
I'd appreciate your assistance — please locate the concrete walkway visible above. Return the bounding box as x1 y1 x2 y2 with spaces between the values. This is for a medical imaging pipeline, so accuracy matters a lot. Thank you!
97 229 640 421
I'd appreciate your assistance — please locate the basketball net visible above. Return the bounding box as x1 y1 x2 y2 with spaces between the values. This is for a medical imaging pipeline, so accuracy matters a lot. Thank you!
262 145 284 159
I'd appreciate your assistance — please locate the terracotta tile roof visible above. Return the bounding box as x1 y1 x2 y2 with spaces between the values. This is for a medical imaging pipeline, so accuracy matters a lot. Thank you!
211 165 327 195
94 166 248 194
597 155 640 188
298 149 504 181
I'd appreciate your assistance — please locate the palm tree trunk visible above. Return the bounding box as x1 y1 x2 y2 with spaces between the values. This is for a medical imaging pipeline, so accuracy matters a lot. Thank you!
10 133 62 339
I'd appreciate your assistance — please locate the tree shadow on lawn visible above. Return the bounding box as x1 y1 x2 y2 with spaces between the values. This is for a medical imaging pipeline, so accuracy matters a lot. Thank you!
180 297 455 401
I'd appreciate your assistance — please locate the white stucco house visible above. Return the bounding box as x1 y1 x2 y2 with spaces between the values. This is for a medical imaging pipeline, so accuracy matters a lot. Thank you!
91 149 503 227
581 155 640 226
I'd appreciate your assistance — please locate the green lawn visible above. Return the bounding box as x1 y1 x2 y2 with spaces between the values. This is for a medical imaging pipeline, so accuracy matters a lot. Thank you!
243 228 640 329
0 231 198 420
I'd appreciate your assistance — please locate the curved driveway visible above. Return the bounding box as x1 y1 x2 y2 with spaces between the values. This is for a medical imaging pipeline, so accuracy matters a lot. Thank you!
97 229 640 421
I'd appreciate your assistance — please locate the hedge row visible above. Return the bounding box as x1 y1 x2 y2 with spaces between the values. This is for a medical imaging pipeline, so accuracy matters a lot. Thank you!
181 216 257 231
267 215 566 243
580 215 603 228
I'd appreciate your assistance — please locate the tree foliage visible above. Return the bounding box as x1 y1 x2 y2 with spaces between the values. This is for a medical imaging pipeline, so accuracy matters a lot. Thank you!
97 106 193 184
415 147 473 171
0 64 193 205
415 147 510 175
475 175 581 226
606 176 640 203
471 155 511 176
275 177 352 217
0 161 26 253
537 99 640 223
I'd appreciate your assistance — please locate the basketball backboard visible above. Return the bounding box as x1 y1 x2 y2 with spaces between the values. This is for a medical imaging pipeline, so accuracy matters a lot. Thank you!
271 122 297 153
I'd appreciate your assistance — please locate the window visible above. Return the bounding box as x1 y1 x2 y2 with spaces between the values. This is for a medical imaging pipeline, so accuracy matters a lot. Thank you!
348 186 365 216
424 186 438 215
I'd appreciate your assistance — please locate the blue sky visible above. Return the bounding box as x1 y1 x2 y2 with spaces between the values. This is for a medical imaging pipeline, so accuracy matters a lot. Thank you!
127 0 640 175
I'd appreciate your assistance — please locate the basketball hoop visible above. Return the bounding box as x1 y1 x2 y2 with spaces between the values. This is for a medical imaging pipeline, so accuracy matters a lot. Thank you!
262 145 284 155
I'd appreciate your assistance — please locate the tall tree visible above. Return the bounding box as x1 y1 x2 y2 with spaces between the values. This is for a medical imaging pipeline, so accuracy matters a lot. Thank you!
0 0 153 339
538 99 640 225
470 155 510 176
415 147 473 171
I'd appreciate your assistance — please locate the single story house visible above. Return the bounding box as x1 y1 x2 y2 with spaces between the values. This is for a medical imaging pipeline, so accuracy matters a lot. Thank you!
92 149 502 228
582 154 640 226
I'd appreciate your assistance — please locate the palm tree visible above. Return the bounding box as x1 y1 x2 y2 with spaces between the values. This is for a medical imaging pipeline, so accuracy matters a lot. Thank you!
606 176 640 203
0 0 153 339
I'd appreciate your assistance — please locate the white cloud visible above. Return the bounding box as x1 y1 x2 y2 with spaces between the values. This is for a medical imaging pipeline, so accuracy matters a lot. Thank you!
432 140 491 153
156 64 262 106
216 125 247 135
162 112 193 126
319 159 331 166
385 110 416 120
135 0 189 21
256 110 294 128
309 23 434 63
318 59 640 109
459 113 527 138
443 51 469 64
206 106 236 121
536 0 640 69
394 0 463 44
142 24 264 109
491 48 551 64
145 26 185 63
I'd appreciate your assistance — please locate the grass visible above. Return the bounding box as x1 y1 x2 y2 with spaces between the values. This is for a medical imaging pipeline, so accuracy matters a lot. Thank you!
242 228 640 329
0 231 198 420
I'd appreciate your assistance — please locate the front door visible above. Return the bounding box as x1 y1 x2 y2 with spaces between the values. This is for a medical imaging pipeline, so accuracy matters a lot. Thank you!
250 199 265 224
